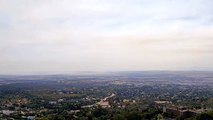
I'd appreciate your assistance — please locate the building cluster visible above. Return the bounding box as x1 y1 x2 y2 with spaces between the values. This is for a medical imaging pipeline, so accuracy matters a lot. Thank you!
154 100 212 119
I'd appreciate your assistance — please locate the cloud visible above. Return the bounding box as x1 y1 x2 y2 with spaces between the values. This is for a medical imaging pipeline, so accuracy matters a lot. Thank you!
0 0 213 73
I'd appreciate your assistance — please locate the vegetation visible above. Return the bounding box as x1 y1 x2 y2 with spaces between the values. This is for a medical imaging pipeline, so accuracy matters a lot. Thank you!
0 73 212 119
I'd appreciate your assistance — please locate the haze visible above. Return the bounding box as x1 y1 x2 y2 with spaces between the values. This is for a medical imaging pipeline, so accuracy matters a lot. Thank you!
0 0 213 74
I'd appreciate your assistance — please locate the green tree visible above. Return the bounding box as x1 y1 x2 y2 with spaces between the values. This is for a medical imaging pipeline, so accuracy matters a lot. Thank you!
196 113 213 120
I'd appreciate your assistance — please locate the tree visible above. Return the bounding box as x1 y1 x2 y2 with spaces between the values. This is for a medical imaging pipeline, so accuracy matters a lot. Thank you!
92 107 108 118
126 112 141 120
196 113 213 120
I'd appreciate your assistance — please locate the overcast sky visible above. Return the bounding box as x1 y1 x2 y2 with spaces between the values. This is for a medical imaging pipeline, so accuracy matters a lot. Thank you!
0 0 213 74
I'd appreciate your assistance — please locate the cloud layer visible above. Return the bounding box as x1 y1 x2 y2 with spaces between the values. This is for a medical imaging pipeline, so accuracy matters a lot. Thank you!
0 0 213 74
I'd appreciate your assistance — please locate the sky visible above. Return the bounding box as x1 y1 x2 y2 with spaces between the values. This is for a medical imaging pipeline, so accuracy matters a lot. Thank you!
0 0 213 74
